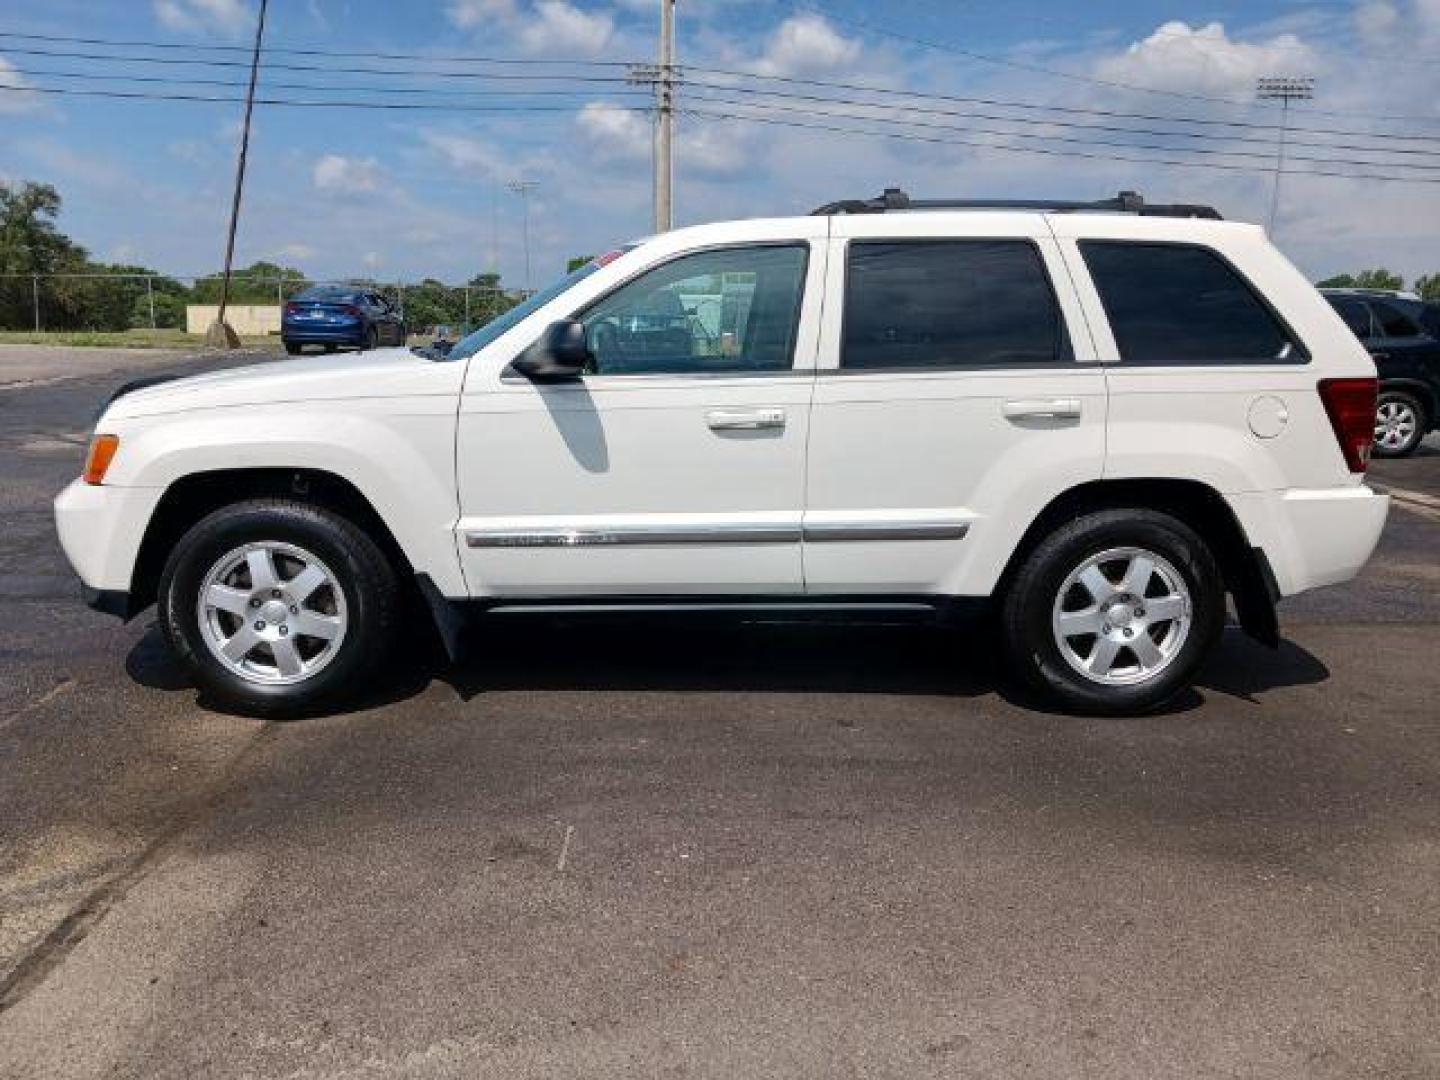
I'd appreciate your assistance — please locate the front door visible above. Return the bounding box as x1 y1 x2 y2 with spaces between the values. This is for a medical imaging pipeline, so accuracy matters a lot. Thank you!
455 231 826 598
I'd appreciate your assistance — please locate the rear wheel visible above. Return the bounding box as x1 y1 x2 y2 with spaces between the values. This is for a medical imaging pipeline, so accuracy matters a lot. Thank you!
1000 509 1226 715
362 325 379 352
1373 389 1427 458
158 500 400 715
284 341 303 356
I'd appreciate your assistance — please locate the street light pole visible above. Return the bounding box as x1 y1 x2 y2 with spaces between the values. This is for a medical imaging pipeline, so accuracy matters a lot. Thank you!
655 0 675 232
1257 76 1314 238
209 0 269 349
506 179 539 294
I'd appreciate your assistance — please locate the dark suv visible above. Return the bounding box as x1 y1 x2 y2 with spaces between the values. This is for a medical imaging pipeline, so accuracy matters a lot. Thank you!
1322 288 1440 457
281 285 407 355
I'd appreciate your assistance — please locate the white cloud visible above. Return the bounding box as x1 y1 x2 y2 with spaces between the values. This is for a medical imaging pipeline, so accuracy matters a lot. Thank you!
754 14 862 77
516 1 614 56
576 101 650 162
0 56 40 113
153 0 253 35
420 131 502 173
447 0 516 28
1095 21 1317 97
363 251 384 270
312 154 383 194
273 242 316 262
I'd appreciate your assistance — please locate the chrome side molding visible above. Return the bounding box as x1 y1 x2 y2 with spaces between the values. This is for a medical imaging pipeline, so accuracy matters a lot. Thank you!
465 519 969 548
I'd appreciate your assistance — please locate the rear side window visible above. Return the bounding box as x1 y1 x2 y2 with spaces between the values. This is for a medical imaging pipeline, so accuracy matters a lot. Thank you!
1371 300 1421 338
842 240 1067 370
1081 241 1305 365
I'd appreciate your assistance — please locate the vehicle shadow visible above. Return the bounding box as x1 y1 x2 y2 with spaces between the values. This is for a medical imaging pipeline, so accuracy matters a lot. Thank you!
125 615 1331 722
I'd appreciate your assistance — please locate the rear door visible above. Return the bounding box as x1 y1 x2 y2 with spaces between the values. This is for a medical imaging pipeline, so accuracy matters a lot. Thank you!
803 213 1107 597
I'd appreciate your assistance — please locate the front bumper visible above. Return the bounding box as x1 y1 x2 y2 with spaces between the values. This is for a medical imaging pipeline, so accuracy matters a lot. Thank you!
54 479 163 616
1229 484 1390 597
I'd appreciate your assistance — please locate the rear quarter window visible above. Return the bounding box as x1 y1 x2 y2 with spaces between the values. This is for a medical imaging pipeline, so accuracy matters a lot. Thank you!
1080 241 1306 366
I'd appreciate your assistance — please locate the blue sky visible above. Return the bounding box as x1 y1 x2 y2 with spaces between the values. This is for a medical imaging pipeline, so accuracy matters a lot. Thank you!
1 0 1438 289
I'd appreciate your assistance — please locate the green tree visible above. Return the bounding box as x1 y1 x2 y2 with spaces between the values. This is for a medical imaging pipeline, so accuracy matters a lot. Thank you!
1316 273 1356 289
1353 268 1404 291
190 260 307 305
566 254 595 273
0 180 94 329
1414 273 1440 302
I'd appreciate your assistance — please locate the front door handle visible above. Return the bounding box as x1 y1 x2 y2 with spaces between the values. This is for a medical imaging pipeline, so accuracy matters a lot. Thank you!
706 408 786 431
1002 398 1081 421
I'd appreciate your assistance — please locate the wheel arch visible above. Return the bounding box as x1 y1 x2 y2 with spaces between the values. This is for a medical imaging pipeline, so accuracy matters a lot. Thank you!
129 467 415 614
1378 378 1437 429
995 477 1280 647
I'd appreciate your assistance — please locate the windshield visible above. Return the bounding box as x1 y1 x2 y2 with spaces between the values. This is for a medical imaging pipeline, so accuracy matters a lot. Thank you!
449 248 635 361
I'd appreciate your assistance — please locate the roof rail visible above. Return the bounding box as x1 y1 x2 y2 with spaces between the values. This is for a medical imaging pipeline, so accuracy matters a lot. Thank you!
810 188 1223 220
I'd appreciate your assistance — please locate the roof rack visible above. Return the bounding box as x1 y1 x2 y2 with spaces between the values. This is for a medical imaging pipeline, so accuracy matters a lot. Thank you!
810 188 1223 220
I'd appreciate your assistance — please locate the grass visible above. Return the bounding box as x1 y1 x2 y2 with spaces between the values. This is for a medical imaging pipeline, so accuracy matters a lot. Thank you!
0 328 276 349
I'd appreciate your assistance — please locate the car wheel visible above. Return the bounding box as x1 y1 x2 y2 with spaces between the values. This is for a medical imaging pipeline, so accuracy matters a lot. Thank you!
363 325 379 352
158 499 400 716
284 341 303 356
1373 389 1427 458
999 509 1226 715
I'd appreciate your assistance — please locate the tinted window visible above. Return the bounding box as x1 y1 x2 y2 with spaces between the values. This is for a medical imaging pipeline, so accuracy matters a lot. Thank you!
1372 300 1421 338
1328 297 1373 339
295 285 358 303
843 241 1065 369
581 245 807 375
1081 242 1304 365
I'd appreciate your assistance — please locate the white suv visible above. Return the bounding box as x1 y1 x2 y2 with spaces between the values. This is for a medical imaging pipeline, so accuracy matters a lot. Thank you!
55 190 1388 716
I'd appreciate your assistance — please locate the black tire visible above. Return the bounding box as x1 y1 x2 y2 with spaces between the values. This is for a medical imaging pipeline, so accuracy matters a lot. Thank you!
362 325 379 352
158 500 400 716
1373 388 1428 458
999 509 1226 716
284 341 303 356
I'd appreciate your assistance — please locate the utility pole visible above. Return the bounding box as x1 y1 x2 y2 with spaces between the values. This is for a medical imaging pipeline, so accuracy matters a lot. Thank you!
627 0 677 232
208 0 268 349
507 180 539 294
1257 76 1314 238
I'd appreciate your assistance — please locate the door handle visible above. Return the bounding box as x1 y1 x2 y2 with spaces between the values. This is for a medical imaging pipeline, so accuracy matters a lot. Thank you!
1002 398 1081 421
706 408 786 430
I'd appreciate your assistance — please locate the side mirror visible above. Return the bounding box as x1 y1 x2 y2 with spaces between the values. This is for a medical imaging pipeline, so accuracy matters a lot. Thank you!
510 319 591 382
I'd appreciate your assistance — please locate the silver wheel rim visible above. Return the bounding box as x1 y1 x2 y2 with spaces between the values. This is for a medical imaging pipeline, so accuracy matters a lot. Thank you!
1051 546 1193 687
197 542 348 686
1375 400 1417 451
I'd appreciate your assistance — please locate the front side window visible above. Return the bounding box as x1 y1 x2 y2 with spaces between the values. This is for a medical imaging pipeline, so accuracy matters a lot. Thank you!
842 240 1066 370
1081 241 1304 365
581 245 808 375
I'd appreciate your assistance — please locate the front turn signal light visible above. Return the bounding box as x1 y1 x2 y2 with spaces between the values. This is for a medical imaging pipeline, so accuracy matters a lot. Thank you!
83 434 120 485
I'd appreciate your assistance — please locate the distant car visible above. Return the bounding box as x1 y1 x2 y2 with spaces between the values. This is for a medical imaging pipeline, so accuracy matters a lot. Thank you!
281 285 406 355
1322 288 1440 456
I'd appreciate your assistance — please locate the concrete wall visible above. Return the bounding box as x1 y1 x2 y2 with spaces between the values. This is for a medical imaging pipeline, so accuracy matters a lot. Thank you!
186 305 282 336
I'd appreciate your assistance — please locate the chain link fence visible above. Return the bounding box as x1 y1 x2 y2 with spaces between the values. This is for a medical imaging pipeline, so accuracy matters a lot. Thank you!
0 273 521 337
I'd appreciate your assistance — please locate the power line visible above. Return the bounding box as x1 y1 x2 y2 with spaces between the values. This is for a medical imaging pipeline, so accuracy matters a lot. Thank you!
778 0 1440 125
678 65 1440 141
0 29 635 67
677 79 1440 158
681 90 1440 173
0 82 649 114
680 107 1440 185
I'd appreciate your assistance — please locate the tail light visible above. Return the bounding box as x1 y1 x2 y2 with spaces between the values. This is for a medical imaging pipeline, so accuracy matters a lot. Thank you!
283 301 299 315
83 434 120 485
1318 377 1378 474
343 304 361 317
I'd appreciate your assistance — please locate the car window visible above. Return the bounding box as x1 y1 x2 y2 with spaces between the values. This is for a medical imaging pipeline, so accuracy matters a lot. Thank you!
1081 242 1305 365
1371 300 1421 338
1329 297 1373 339
581 245 808 375
842 240 1067 370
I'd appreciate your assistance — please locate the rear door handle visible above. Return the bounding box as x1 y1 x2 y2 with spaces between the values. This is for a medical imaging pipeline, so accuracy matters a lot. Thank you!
1002 398 1081 421
706 408 786 430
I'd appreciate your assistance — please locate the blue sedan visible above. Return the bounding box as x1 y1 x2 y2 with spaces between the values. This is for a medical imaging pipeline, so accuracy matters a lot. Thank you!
281 285 407 354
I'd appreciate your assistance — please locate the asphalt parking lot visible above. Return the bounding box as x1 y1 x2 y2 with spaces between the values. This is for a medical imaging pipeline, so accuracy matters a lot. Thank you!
1 348 1438 1079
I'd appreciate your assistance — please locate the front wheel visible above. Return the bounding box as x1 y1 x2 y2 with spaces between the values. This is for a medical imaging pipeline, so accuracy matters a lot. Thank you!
999 509 1226 715
1373 389 1427 458
158 500 400 716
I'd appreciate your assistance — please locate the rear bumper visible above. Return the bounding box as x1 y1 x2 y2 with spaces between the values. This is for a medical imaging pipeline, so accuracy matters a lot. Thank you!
281 323 364 344
1229 485 1389 597
54 479 163 611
